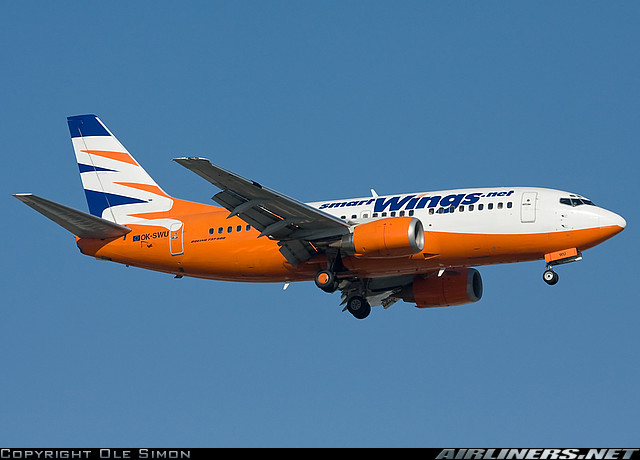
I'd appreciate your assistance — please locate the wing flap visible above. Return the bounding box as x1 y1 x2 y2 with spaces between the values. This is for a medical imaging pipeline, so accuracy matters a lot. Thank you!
13 194 131 239
278 240 318 266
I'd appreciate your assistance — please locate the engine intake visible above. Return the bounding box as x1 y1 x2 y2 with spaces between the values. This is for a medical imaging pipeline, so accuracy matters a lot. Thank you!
402 268 483 308
340 217 424 258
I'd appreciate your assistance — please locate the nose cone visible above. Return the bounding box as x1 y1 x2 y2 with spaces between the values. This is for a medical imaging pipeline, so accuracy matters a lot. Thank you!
600 209 626 236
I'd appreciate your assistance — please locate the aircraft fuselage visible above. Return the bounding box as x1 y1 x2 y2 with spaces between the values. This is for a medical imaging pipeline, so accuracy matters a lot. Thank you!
77 187 625 282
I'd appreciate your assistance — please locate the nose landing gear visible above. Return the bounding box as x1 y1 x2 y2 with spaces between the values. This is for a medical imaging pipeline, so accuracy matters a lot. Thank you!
543 268 559 285
542 248 582 286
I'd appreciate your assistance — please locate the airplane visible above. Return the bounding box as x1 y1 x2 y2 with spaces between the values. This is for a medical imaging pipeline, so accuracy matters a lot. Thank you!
13 114 626 319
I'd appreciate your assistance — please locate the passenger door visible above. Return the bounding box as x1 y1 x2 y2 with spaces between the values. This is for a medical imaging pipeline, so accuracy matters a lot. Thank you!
520 192 537 223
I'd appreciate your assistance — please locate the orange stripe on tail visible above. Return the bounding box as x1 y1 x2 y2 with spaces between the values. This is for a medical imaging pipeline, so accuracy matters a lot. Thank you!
81 150 139 166
114 182 171 198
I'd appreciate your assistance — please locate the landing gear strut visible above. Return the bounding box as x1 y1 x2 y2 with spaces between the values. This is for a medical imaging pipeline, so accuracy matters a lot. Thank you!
314 249 345 294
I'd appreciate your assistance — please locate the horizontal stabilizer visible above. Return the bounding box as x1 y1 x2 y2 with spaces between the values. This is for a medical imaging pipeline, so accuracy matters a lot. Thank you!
13 194 131 239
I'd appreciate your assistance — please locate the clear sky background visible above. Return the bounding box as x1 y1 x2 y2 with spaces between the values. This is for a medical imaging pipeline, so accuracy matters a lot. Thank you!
1 1 638 447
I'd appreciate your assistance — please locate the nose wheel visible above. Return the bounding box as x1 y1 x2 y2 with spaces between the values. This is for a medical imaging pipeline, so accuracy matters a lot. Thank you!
543 268 559 285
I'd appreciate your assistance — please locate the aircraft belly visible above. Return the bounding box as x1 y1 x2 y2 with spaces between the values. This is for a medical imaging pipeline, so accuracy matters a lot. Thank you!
343 226 623 278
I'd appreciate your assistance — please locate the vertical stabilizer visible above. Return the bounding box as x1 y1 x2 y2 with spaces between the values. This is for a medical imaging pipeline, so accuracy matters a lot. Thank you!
67 115 175 227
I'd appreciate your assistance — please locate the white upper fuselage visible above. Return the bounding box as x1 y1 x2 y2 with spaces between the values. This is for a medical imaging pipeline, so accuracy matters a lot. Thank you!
308 187 626 236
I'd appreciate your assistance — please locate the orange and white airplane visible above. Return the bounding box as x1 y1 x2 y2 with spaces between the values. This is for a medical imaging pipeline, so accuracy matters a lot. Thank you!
14 115 626 319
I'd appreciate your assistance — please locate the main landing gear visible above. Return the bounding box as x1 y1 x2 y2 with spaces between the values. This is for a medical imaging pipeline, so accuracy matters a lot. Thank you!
314 268 372 320
314 269 338 293
346 295 371 320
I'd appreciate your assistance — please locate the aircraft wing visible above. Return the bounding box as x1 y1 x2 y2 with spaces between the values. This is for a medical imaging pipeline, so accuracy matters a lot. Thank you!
173 157 350 265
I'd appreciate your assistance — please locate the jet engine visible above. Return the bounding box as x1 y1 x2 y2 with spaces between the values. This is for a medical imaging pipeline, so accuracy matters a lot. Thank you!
402 268 483 308
339 217 424 258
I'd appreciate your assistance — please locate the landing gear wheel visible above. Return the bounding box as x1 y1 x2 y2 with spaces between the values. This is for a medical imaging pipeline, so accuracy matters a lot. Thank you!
347 296 371 320
314 270 338 293
543 269 559 285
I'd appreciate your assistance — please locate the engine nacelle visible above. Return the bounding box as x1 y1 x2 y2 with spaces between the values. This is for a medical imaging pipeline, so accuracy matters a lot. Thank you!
402 268 483 308
340 217 424 258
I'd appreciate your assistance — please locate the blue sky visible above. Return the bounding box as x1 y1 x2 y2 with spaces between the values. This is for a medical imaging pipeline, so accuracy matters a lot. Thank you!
2 1 638 447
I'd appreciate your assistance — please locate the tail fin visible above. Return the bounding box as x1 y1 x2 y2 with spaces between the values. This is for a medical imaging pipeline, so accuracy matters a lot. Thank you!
67 115 174 225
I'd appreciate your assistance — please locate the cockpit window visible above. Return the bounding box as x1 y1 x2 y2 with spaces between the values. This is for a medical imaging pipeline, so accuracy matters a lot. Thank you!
560 197 596 207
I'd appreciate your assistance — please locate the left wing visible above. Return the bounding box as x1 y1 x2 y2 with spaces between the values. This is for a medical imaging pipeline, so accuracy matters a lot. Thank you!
173 157 350 265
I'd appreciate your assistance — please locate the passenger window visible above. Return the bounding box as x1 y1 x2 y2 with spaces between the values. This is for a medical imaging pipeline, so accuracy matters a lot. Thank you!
408 210 414 216
218 227 223 234
469 205 474 211
209 228 214 235
478 204 484 211
362 213 369 219
390 211 396 217
246 225 251 231
498 202 503 209
373 213 378 218
382 212 387 217
507 202 512 209
429 208 435 215
351 214 357 219
227 226 233 233
460 206 464 212
237 225 242 232
488 203 493 210
399 211 405 216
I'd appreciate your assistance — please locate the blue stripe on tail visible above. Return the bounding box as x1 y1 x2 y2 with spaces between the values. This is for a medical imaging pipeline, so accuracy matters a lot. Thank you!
68 114 110 138
84 190 147 218
77 163 117 174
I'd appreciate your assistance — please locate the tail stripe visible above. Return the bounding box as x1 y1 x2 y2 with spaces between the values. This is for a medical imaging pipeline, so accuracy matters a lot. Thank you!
113 182 171 198
68 114 110 138
81 149 139 166
78 164 116 174
84 190 147 218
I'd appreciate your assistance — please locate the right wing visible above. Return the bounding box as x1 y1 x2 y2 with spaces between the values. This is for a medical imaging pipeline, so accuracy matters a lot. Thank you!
173 157 350 265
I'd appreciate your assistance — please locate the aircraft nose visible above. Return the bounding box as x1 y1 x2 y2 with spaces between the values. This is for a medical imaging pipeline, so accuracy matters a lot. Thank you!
600 209 626 233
